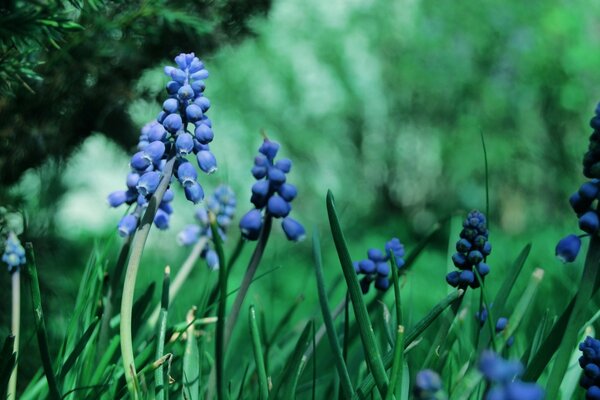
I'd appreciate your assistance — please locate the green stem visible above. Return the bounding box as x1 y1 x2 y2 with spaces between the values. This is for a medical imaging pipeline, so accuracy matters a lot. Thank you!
155 266 170 400
223 215 272 348
120 156 176 396
211 214 228 400
249 305 269 400
9 270 20 400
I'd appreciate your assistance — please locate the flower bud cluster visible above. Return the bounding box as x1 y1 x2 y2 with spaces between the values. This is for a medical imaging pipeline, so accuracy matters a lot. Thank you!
478 351 544 400
353 238 405 293
579 336 600 399
2 232 25 273
177 185 236 270
446 210 491 289
107 53 216 237
414 369 447 400
238 139 305 242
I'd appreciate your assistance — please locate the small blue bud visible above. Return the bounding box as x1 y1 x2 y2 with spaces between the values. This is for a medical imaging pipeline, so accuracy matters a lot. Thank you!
118 214 138 237
174 54 187 69
459 270 475 285
166 81 182 95
163 113 183 133
374 277 390 291
281 217 305 242
252 180 270 197
197 150 217 174
414 370 442 396
184 181 204 203
359 259 376 274
580 211 600 234
194 96 211 112
482 241 492 256
267 167 286 185
446 271 460 287
137 171 161 196
555 234 582 263
163 98 179 114
147 124 166 142
251 166 267 179
275 158 292 173
452 252 468 269
570 192 592 215
278 183 297 202
163 188 174 203
191 69 209 80
206 249 219 270
456 238 472 252
178 85 194 101
477 262 490 276
131 151 151 171
376 262 390 277
368 248 386 262
178 225 201 246
196 208 209 225
176 132 194 156
353 261 361 273
267 195 291 218
186 104 204 122
496 317 508 332
154 209 170 230
194 124 214 144
189 59 204 73
144 141 166 164
107 190 128 207
467 250 484 264
170 68 186 83
360 276 372 294
259 140 280 161
159 201 173 215
580 182 600 200
177 162 198 187
240 209 263 240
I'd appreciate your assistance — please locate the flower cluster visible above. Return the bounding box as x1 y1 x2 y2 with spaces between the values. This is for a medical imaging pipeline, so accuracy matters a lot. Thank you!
478 351 544 400
414 369 447 400
107 53 216 237
579 336 600 399
177 185 236 270
353 238 405 293
2 232 25 273
446 210 491 289
238 139 305 242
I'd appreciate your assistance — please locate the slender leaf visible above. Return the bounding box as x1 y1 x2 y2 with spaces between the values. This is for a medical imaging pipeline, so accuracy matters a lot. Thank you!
156 266 171 400
249 305 269 400
58 316 101 381
211 214 228 400
183 308 199 400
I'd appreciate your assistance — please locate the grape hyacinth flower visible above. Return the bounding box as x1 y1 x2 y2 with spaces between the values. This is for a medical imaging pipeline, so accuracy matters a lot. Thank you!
578 336 600 399
2 232 25 273
414 369 447 400
479 351 545 400
178 185 236 270
446 210 491 289
107 53 216 237
353 237 405 293
238 138 305 242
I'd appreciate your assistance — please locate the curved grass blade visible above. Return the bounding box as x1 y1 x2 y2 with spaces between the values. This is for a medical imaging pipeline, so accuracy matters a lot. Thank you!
354 289 464 398
58 316 101 381
249 305 269 400
313 230 354 399
0 336 16 400
183 308 199 400
236 364 251 400
156 266 171 400
326 190 389 397
386 254 404 399
25 243 62 400
89 334 120 386
270 320 313 399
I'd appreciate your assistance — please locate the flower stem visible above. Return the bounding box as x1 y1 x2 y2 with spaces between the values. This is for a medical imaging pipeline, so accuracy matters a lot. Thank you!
120 156 176 397
8 270 20 400
223 214 272 348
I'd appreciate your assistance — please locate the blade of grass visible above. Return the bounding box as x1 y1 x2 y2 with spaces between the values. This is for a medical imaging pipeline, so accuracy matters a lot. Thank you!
183 308 199 400
386 254 404 399
236 364 250 400
58 316 101 380
249 305 269 400
156 266 171 400
9 269 20 399
211 213 228 400
25 243 62 400
270 321 313 399
89 334 120 386
313 230 354 399
0 335 16 400
326 190 389 397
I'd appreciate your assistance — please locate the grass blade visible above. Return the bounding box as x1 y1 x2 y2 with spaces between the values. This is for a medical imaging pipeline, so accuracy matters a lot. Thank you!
326 190 389 397
25 243 62 400
386 254 404 399
58 316 101 381
211 213 228 400
249 305 269 400
0 336 16 400
313 230 354 399
183 308 199 400
156 266 171 400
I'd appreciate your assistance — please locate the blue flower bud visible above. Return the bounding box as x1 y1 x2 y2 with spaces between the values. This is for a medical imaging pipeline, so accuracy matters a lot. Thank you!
368 248 386 262
107 190 128 207
446 271 460 287
176 132 194 156
580 182 600 200
206 249 219 270
163 98 179 114
177 162 198 187
118 214 138 237
459 270 475 285
137 171 161 196
267 195 291 218
586 364 600 379
154 209 170 230
275 158 292 173
196 208 209 225
166 81 182 95
580 211 600 234
178 225 201 246
278 183 297 202
159 201 173 214
456 238 472 252
374 277 389 290
468 250 484 264
251 166 267 179
194 96 211 112
376 262 390 277
147 124 166 142
452 252 468 269
189 59 204 73
197 150 217 174
570 192 592 215
252 180 270 197
240 209 263 240
281 217 305 242
259 140 280 160
170 68 187 83
503 381 545 400
477 262 490 276
194 124 214 144
353 261 361 273
191 69 209 80
144 141 166 164
414 370 442 399
3 232 26 272
163 188 174 203
131 151 151 171
174 54 187 69
268 167 286 186
186 104 203 122
555 234 582 263
178 85 194 101
359 259 376 274
496 317 508 332
478 351 523 384
184 181 204 204
482 241 492 256
163 113 183 133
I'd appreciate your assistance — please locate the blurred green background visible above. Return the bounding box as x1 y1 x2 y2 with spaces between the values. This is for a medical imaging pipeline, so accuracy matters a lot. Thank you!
1 0 599 392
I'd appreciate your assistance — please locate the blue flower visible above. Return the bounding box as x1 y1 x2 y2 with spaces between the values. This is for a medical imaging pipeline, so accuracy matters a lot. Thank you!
414 369 446 400
555 234 582 263
107 53 216 237
578 336 600 398
479 351 544 400
239 138 304 242
354 237 405 293
2 232 26 273
446 210 491 289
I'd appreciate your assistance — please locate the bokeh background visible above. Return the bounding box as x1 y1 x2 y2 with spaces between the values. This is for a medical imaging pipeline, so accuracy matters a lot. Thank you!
1 0 599 392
